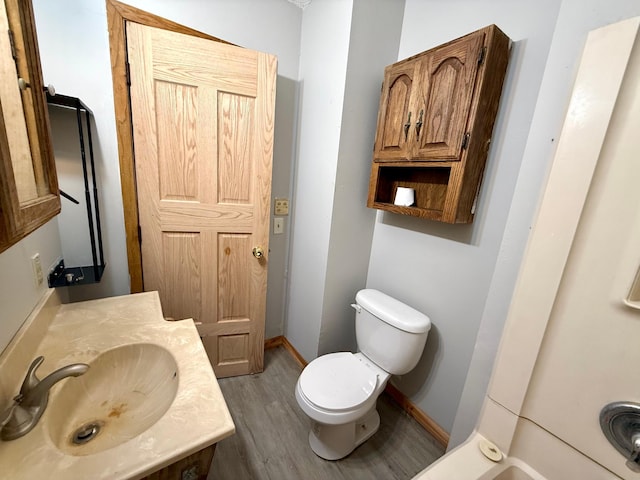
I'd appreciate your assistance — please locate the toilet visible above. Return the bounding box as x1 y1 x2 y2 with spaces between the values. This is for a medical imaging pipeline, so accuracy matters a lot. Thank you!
295 289 431 460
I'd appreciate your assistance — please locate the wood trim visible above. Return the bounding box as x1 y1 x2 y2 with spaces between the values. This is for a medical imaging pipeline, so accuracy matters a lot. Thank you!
384 382 449 448
105 0 233 293
108 0 232 44
106 0 141 292
9 0 58 199
270 336 450 447
264 335 285 350
264 335 308 369
0 100 18 246
281 336 308 369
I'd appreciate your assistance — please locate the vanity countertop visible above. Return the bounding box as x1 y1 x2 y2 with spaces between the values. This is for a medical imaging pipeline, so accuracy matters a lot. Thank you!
0 290 235 480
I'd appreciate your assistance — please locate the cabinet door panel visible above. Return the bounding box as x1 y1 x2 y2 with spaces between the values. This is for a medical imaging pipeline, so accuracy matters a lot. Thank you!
413 31 484 160
373 62 417 161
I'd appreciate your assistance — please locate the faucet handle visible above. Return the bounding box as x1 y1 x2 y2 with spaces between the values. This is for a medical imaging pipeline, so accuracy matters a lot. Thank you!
627 434 640 472
1 403 17 427
0 400 36 441
19 356 44 397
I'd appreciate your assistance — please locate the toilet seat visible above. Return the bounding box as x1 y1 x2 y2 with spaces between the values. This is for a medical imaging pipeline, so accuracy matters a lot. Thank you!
298 352 378 412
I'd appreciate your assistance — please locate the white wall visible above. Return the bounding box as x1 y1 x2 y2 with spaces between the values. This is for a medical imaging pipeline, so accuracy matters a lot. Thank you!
33 1 126 303
0 221 63 351
319 0 404 355
284 0 406 360
449 0 640 449
284 0 354 361
32 0 302 334
365 0 562 434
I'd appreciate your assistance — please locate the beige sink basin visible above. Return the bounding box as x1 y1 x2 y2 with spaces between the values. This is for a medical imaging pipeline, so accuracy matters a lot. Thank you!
46 343 179 455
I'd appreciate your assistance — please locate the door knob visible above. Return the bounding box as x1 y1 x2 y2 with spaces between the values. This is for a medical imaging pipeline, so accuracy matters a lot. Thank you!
600 401 640 472
252 246 264 259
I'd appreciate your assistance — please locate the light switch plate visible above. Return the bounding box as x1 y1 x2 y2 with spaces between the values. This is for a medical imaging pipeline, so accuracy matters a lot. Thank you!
274 198 289 216
274 217 284 235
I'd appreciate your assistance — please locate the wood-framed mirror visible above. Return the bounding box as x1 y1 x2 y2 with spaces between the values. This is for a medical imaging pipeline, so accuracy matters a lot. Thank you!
0 0 60 253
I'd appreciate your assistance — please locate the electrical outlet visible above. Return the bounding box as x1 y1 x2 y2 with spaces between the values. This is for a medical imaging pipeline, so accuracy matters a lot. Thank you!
274 197 289 216
31 253 43 286
274 217 284 235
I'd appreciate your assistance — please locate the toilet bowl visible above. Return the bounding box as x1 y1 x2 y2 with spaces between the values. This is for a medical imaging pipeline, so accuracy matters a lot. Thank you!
296 351 390 460
295 289 430 460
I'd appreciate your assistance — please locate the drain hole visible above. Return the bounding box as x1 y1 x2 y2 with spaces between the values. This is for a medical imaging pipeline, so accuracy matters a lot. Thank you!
72 422 102 445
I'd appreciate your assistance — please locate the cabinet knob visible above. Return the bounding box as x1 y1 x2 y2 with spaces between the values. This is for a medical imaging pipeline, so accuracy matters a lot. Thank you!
43 84 55 96
17 77 30 91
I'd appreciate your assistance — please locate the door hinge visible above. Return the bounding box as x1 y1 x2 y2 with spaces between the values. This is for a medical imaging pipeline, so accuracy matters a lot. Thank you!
477 47 486 65
8 30 16 60
461 132 470 150
137 225 142 244
125 61 131 86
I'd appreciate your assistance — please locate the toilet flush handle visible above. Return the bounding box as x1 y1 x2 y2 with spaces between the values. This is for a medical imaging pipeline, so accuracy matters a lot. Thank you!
350 304 361 313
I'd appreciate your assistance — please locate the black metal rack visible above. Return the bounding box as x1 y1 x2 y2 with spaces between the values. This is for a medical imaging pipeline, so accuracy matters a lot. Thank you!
46 93 106 287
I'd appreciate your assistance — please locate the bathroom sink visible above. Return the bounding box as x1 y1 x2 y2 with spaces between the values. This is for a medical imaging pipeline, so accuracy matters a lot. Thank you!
46 343 179 456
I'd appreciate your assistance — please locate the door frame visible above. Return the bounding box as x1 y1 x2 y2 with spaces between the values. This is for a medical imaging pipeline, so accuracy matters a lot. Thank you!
106 0 233 293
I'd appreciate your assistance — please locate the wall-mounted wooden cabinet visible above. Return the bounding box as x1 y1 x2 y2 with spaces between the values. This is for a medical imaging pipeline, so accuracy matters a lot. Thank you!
368 25 510 223
0 0 59 252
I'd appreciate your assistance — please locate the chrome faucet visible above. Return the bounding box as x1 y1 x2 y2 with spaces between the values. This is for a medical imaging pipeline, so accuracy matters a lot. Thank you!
1 356 89 441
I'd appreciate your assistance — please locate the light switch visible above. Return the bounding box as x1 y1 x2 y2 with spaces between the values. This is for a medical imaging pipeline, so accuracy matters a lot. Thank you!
274 217 284 235
274 198 289 216
31 253 43 286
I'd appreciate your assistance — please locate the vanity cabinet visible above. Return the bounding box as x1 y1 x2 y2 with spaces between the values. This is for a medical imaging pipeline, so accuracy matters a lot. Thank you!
141 444 216 480
0 0 59 252
368 25 510 223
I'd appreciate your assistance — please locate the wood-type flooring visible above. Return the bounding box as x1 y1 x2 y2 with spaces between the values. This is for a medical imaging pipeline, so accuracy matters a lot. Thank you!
208 346 445 479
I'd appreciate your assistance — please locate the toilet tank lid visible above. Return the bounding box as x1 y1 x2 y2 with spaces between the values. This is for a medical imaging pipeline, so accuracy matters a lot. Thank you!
356 289 431 333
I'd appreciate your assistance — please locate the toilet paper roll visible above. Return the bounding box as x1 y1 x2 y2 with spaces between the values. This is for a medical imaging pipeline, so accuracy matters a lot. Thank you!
394 187 415 207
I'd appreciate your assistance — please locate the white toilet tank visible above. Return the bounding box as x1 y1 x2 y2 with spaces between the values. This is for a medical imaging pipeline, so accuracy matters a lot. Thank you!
354 289 430 375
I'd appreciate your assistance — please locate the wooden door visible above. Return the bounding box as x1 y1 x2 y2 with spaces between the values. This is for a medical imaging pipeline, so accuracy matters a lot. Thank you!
127 22 276 377
412 31 484 160
373 61 418 161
